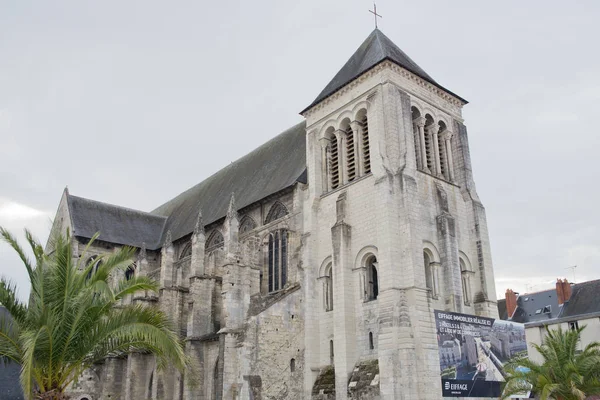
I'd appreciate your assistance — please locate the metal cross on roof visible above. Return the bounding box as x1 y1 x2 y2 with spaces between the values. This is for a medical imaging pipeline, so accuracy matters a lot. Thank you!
369 3 382 29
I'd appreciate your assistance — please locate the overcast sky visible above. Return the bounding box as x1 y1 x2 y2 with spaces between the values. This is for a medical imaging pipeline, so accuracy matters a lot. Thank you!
1 0 599 302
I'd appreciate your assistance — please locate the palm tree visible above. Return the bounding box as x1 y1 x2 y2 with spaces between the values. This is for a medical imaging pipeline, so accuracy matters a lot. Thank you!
0 227 187 400
502 325 600 400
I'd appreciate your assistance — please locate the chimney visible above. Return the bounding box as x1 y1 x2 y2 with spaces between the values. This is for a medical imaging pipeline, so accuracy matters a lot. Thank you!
505 289 518 319
558 279 572 305
556 279 565 305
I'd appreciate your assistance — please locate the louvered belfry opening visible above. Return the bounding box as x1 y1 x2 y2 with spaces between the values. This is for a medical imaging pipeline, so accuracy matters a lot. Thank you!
438 121 448 179
424 116 435 173
361 115 371 174
346 126 356 182
330 136 340 189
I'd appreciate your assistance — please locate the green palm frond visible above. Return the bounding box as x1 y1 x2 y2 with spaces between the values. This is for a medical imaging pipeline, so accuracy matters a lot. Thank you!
0 227 188 399
502 325 600 399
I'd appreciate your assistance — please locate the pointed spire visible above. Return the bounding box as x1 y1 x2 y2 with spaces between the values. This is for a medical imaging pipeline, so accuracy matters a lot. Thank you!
194 208 204 235
226 192 237 220
64 185 70 196
139 242 147 260
163 230 172 249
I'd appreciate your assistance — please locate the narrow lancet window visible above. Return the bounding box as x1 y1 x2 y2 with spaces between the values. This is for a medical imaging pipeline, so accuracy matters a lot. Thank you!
268 229 288 292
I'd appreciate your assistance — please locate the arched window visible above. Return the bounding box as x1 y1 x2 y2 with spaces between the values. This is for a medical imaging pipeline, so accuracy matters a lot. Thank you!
324 263 333 311
239 215 257 235
267 229 288 292
424 115 435 173
438 121 448 179
180 242 192 259
423 247 440 299
206 230 224 250
359 112 371 174
125 264 135 281
290 358 296 373
85 256 101 281
345 124 356 182
411 107 424 170
328 129 340 189
366 256 378 300
265 201 289 224
369 332 374 350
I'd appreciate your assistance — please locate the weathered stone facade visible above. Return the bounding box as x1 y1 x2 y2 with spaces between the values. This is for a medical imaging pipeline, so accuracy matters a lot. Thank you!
49 28 498 400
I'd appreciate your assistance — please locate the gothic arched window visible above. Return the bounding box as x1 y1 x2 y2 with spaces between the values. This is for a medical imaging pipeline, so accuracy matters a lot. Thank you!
85 255 101 281
239 215 257 235
265 201 289 224
180 242 192 259
366 255 378 300
125 264 135 281
206 230 224 250
267 229 288 292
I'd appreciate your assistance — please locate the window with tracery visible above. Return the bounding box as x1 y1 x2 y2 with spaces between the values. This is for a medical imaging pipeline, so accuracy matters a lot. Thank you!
206 230 224 250
239 215 257 235
267 229 288 292
180 242 192 259
265 202 289 224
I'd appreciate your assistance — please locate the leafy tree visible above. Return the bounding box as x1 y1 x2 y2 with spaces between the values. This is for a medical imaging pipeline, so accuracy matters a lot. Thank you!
0 228 187 400
502 325 600 400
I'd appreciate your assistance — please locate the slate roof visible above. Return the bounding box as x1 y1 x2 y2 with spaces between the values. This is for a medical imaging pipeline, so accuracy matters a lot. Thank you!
509 288 560 324
498 279 600 326
67 121 307 249
68 195 167 249
302 28 467 113
151 121 307 244
560 279 600 318
0 307 24 400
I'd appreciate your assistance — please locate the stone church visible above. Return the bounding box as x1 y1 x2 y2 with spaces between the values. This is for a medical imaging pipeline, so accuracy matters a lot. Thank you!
48 28 498 400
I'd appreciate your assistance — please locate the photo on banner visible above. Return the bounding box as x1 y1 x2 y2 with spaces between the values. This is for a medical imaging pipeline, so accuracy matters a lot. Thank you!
434 310 531 398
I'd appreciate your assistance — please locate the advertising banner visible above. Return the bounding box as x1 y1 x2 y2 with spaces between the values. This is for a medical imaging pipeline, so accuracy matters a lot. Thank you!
434 310 528 398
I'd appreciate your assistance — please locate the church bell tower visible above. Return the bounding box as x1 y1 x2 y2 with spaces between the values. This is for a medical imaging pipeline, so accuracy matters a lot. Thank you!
301 28 498 400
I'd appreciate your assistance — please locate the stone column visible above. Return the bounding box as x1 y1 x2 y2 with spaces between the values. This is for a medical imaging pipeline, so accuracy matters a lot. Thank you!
430 125 442 177
442 130 455 182
102 357 126 400
331 192 355 400
415 117 429 173
319 137 332 193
